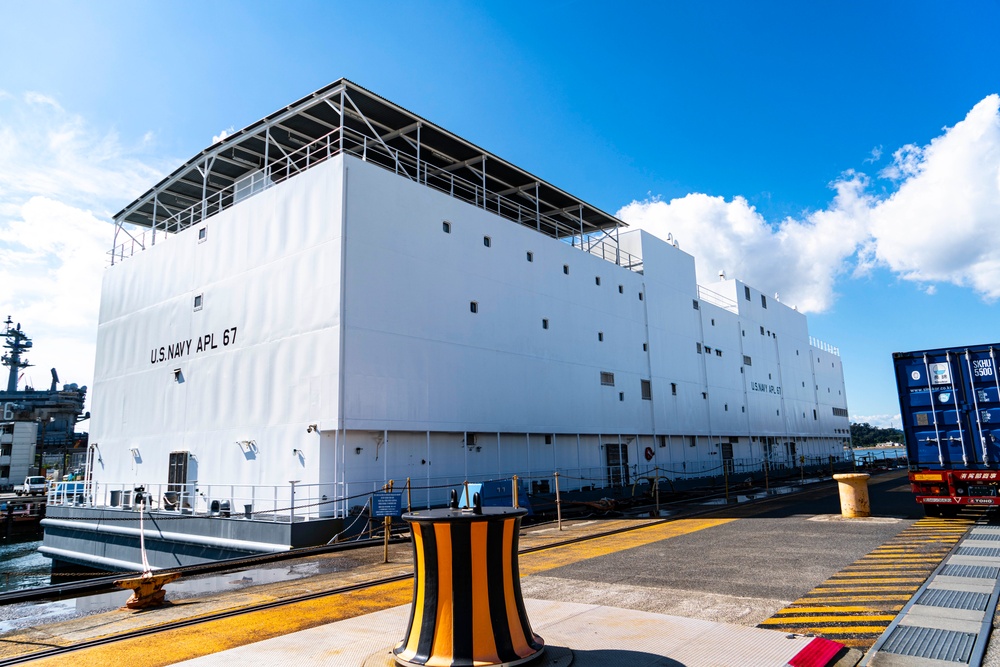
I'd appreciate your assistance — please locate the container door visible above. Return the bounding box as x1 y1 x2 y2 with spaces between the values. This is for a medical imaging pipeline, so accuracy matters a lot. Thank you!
898 354 969 466
961 347 1000 465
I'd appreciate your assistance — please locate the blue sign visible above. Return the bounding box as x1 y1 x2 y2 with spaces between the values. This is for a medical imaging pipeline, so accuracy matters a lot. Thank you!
373 491 403 517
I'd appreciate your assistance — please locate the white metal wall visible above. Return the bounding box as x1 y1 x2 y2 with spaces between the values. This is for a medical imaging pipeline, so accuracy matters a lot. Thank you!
89 152 850 496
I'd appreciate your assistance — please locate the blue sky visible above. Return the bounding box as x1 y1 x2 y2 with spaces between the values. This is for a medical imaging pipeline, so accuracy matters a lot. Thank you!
2 1 999 428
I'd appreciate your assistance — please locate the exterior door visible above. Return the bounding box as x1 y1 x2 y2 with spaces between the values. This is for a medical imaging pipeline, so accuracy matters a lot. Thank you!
605 441 630 487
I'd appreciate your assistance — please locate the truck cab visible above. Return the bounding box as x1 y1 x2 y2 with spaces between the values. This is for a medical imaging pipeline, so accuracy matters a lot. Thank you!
15 476 47 496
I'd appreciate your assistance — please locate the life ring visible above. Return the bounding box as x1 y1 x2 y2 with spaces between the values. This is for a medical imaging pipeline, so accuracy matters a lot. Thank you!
644 446 654 461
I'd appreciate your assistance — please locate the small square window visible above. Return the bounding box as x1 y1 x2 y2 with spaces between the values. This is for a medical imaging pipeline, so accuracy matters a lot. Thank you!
671 383 677 396
705 346 712 354
760 326 765 335
544 434 553 445
595 276 601 286
744 285 751 301
563 264 570 275
692 300 699 310
197 227 207 242
598 331 604 342
618 285 624 294
600 371 615 386
526 251 533 262
642 343 648 352
193 294 203 311
619 392 625 402
542 318 549 329
761 294 767 309
711 319 715 326
743 355 752 366
443 221 452 233
641 379 652 400
639 292 644 301
716 349 722 357
483 236 491 247
696 342 702 353
470 301 478 313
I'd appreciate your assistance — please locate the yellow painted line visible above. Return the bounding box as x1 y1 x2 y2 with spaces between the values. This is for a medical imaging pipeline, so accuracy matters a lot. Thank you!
829 572 930 577
813 586 920 593
787 626 892 635
23 578 416 667
517 518 736 576
760 615 897 624
795 597 911 603
776 606 902 613
825 577 928 584
833 564 934 569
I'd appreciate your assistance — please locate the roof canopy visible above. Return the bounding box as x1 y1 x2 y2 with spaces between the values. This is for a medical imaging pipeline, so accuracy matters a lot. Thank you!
112 79 628 263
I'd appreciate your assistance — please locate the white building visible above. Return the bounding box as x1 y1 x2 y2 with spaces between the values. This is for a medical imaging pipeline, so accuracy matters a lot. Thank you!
43 80 849 570
1 421 39 489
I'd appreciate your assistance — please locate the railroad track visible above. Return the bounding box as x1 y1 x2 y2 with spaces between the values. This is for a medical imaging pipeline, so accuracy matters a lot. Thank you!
0 470 915 666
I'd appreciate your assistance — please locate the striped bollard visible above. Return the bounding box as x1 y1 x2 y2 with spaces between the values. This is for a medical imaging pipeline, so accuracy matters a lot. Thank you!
394 497 544 666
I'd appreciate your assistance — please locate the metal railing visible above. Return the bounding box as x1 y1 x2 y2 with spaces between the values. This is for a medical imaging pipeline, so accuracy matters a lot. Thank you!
110 125 642 273
55 450 865 520
697 285 739 313
809 337 840 356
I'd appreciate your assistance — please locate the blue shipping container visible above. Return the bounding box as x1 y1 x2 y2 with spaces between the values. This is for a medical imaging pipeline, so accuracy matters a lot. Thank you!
894 343 1000 515
894 344 1000 468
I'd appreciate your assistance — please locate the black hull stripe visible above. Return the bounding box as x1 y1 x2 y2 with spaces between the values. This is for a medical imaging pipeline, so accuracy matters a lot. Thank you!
414 522 438 664
488 517 517 662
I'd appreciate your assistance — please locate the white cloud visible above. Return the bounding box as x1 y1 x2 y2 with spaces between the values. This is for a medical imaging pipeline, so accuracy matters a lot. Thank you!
0 93 167 414
851 414 902 429
617 94 1000 312
618 173 872 312
869 95 1000 299
0 92 164 215
213 126 234 144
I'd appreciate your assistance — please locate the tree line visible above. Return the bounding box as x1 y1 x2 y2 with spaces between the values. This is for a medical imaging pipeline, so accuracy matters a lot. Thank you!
850 422 903 448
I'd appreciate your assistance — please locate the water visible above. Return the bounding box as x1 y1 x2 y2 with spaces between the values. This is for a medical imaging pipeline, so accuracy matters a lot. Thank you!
852 446 906 463
0 540 49 593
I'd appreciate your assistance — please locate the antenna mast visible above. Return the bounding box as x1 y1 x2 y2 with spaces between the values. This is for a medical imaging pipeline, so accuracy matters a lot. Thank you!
2 316 33 392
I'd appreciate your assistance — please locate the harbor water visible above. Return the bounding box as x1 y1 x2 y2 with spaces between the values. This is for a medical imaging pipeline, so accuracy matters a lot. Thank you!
0 539 49 593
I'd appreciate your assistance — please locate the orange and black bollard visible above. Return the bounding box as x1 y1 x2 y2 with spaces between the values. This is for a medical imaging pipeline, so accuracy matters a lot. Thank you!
394 491 544 667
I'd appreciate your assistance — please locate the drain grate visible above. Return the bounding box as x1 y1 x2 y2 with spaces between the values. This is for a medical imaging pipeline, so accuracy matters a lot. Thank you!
881 625 976 662
968 530 1000 542
956 546 1000 558
940 564 1000 578
916 588 990 611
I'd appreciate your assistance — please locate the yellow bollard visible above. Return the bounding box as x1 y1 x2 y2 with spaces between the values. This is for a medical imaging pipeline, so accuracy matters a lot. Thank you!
114 571 181 609
833 473 871 518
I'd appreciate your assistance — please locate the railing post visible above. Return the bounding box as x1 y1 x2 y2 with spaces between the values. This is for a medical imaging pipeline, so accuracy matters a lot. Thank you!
555 472 562 531
289 480 297 524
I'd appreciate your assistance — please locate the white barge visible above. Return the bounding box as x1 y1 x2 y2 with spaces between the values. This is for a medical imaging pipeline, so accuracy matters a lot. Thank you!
41 79 850 571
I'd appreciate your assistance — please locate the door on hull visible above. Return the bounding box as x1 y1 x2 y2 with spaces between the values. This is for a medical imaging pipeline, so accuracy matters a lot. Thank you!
167 451 191 509
605 441 630 487
721 441 734 474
